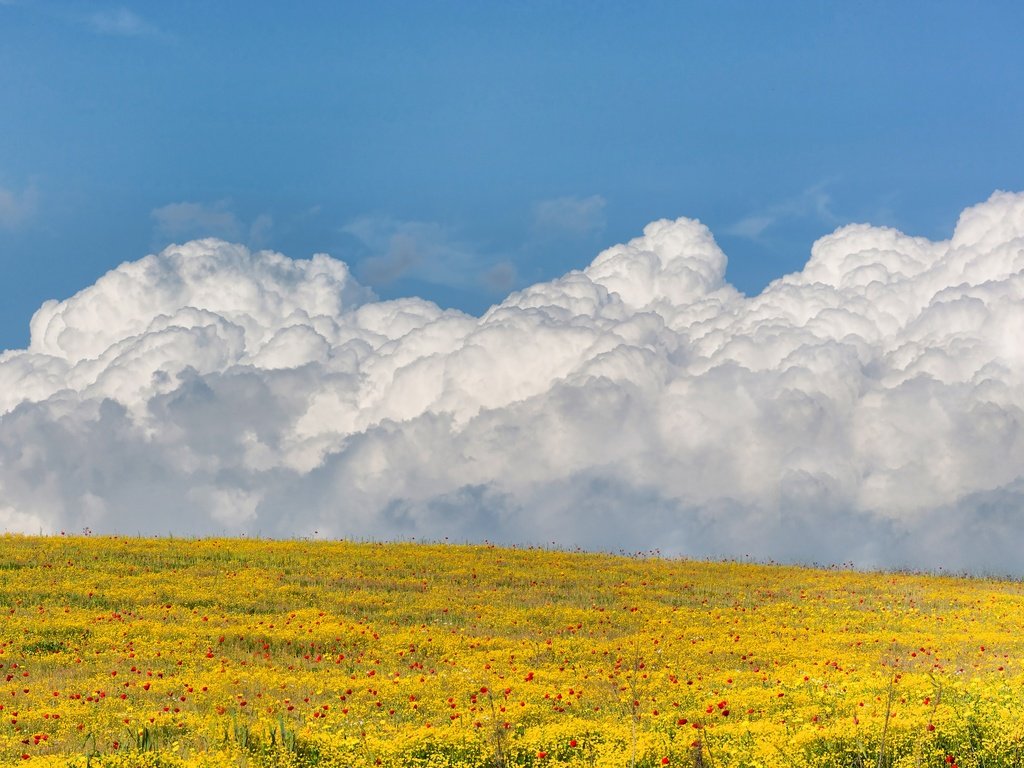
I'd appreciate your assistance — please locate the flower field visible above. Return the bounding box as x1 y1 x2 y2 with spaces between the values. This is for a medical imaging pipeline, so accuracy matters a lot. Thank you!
0 536 1023 767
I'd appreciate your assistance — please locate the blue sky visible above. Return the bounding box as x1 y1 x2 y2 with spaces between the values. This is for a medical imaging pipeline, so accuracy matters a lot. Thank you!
1 0 1022 351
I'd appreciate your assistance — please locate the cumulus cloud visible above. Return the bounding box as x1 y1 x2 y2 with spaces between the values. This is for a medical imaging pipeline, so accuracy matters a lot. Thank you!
4 192 1024 573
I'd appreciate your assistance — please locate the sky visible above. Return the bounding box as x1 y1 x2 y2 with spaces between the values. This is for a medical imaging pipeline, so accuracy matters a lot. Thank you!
2 2 1024 572
2 1 1023 349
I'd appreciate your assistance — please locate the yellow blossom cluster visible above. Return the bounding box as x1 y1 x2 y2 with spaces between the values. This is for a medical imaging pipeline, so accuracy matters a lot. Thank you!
0 535 1022 767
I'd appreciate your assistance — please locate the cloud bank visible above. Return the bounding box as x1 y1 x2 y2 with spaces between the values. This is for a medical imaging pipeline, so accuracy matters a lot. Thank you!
3 192 1024 573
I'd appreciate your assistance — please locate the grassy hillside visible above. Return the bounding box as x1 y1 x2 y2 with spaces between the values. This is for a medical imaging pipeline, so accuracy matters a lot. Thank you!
0 536 1021 767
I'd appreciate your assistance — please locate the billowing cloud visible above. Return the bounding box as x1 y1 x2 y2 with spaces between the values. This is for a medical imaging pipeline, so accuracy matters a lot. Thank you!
3 192 1024 573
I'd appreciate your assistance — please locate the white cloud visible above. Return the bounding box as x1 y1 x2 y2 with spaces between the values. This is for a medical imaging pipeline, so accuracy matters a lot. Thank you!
533 194 607 236
4 191 1024 573
0 504 48 535
0 180 38 229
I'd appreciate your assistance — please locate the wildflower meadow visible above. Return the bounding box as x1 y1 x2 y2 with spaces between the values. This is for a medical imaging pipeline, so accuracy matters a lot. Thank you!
0 535 1022 767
